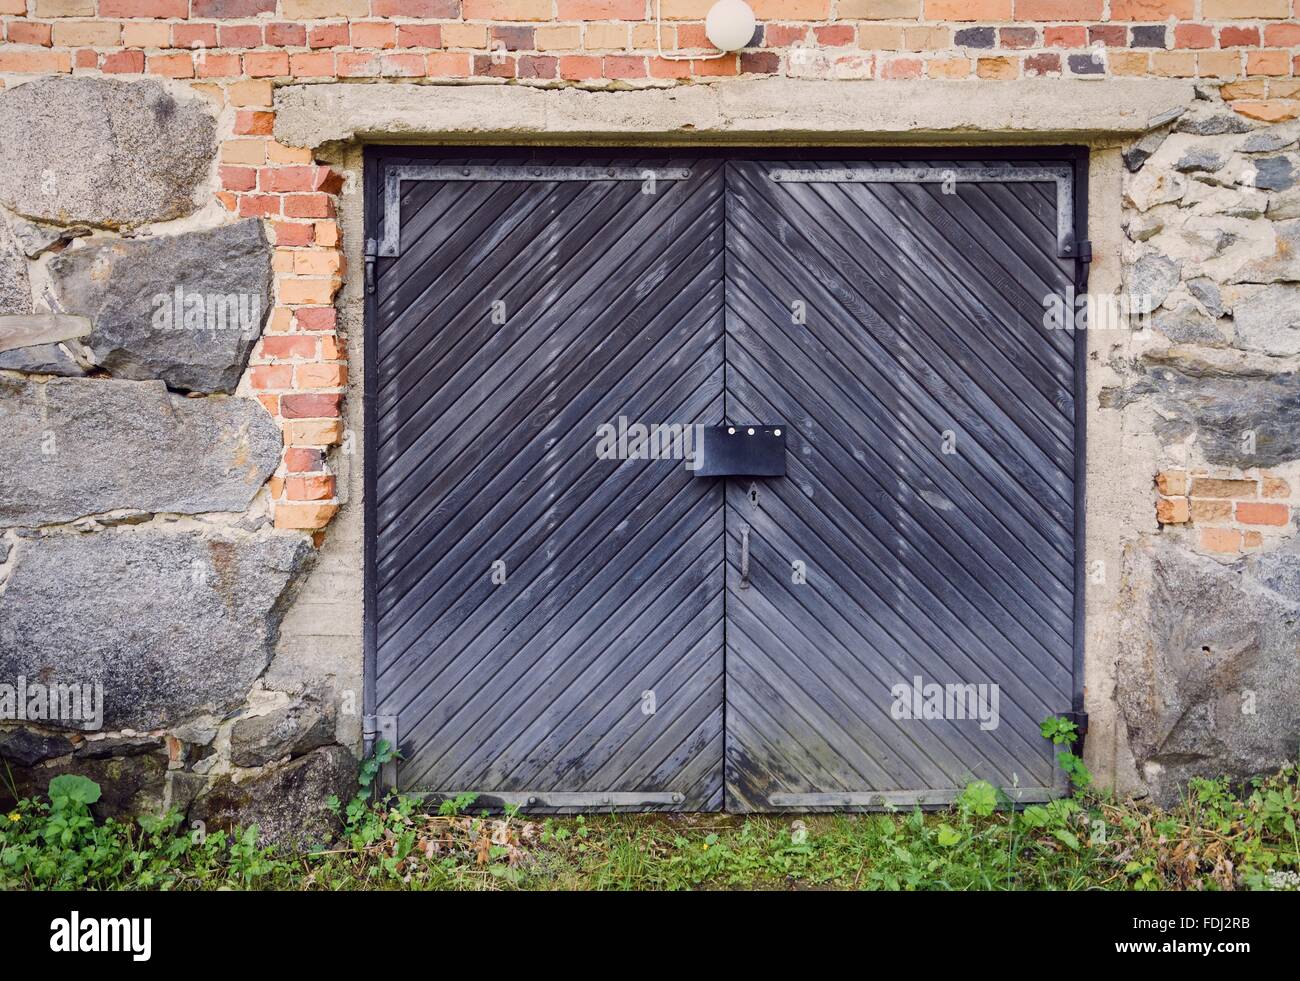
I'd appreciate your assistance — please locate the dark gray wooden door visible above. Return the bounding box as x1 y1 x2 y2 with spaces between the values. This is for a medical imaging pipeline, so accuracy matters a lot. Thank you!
367 152 1082 811
722 160 1079 809
368 155 727 809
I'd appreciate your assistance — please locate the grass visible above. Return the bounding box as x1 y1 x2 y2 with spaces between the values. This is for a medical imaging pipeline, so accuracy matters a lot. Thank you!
4 763 1300 891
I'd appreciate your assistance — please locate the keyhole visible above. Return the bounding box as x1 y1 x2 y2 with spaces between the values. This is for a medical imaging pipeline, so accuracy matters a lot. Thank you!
748 483 760 509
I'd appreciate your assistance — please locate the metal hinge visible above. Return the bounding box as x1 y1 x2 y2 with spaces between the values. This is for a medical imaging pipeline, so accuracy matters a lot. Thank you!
364 237 376 295
1063 710 1089 736
1076 240 1093 263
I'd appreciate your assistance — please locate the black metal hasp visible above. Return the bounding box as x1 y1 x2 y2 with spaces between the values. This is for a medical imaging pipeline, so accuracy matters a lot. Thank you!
694 425 787 478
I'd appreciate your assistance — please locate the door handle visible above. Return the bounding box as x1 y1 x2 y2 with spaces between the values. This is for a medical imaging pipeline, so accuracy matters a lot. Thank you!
739 526 750 589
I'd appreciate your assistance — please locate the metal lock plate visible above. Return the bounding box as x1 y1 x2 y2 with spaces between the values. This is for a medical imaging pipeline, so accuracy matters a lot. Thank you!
694 425 787 478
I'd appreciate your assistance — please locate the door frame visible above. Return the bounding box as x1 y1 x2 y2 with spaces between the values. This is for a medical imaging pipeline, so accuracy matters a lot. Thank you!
360 144 1091 802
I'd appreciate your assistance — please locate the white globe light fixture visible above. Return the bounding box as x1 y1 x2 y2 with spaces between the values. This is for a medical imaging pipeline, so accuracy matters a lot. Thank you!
705 0 756 53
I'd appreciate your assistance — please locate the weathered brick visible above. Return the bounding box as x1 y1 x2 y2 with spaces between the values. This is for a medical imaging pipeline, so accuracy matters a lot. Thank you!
265 22 307 46
147 53 194 78
1110 0 1192 19
1190 498 1233 522
351 21 396 49
1155 470 1187 496
290 52 335 77
1198 51 1241 79
739 50 780 74
1264 25 1300 47
518 54 557 79
196 52 242 77
1220 79 1268 100
461 0 552 20
9 22 53 45
1024 52 1059 76
397 24 443 48
536 25 581 50
314 221 340 248
337 52 382 77
903 26 948 50
218 24 261 47
1218 26 1260 48
1199 527 1242 553
119 22 168 46
285 475 336 501
221 139 267 165
372 0 458 12
558 0 643 17
238 194 281 218
281 393 342 419
1130 26 1167 50
1262 477 1291 499
999 27 1036 50
292 251 343 276
244 51 289 77
1068 52 1105 75
285 448 325 473
925 0 1010 20
0 48 71 72
101 49 145 73
274 222 315 247
99 0 187 16
1246 50 1290 76
442 23 487 48
229 80 273 107
836 0 917 16
558 54 602 79
1014 0 1102 17
219 165 257 191
295 363 347 388
1228 100 1298 122
814 25 856 47
172 23 217 49
261 335 318 360
279 277 339 304
426 52 472 76
281 0 367 15
308 23 349 48
1204 0 1287 15
1156 497 1189 524
1044 26 1086 48
319 335 344 360
858 25 904 50
235 110 275 136
1190 477 1257 499
1236 501 1289 526
274 502 339 529
34 0 94 15
1088 25 1126 48
191 0 274 15
953 27 994 49
1151 51 1195 77
977 55 1018 79
603 54 646 78
881 57 922 79
250 364 294 390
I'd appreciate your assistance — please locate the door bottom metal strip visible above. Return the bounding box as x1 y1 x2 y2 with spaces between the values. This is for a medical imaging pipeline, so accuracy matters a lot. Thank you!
768 787 1059 807
379 164 691 256
410 791 686 807
768 165 1078 258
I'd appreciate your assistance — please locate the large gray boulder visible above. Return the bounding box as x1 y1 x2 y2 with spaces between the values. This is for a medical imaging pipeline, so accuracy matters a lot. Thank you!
189 745 356 849
0 217 28 315
0 530 314 732
49 220 272 393
1116 540 1300 807
0 376 280 527
0 77 215 230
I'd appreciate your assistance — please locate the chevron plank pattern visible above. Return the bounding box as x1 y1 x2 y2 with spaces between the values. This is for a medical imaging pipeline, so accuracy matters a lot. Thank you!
372 156 727 809
722 160 1078 810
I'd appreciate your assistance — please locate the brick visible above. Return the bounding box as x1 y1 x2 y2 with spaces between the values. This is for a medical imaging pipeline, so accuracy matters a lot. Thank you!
218 24 261 48
1014 0 1102 17
337 52 382 77
285 475 335 501
1024 52 1059 75
196 52 242 77
814 25 856 47
1243 530 1264 550
295 363 347 388
1262 477 1290 499
1264 25 1300 47
858 26 905 50
261 335 317 360
98 0 186 16
881 57 922 79
518 54 557 79
283 419 344 446
281 393 342 419
1200 527 1242 553
953 27 994 49
250 364 294 389
244 51 289 77
285 448 325 473
1219 27 1260 49
290 52 335 77
1204 0 1288 15
314 221 340 248
739 50 781 74
924 0 1011 20
372 0 458 12
1236 501 1289 526
234 110 275 136
279 277 339 304
221 139 266 165
220 165 257 191
1190 498 1233 522
1152 51 1195 77
1068 51 1106 75
749 0 828 15
559 54 602 79
1130 26 1167 49
238 194 281 218
999 27 1036 50
1044 26 1086 48
904 26 948 50
274 502 339 529
351 21 396 49
558 0 644 17
461 0 552 19
1088 25 1126 48
1221 79 1268 100
1198 51 1241 79
1156 497 1189 524
1155 470 1187 496
266 307 294 333
837 0 918 16
585 24 627 49
191 0 274 14
1246 50 1289 76
1190 477 1257 498
1109 0 1192 19
977 55 1018 79
692 55 739 76
265 22 307 47
648 55 693 78
267 142 313 164
927 56 971 78
148 53 194 78
603 54 646 78
75 49 100 68
8 22 52 45
427 52 472 76
1108 51 1149 77
101 49 144 73
274 222 314 247
281 0 367 15
319 335 344 360
34 0 94 14
172 23 217 49
258 166 312 193
397 24 443 48
308 23 349 48
0 48 70 72
119 22 168 47
536 25 581 50
228 79 274 107
442 23 487 48
293 251 343 276
1230 100 1299 122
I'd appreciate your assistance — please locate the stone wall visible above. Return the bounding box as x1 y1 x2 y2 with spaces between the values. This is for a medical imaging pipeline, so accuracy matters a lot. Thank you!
1 1 1299 830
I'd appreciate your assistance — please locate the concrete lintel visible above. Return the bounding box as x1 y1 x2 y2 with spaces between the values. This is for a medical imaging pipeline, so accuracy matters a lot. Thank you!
275 78 1195 149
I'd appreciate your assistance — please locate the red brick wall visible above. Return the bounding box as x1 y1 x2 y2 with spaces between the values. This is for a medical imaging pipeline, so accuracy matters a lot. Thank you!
3 0 1297 531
